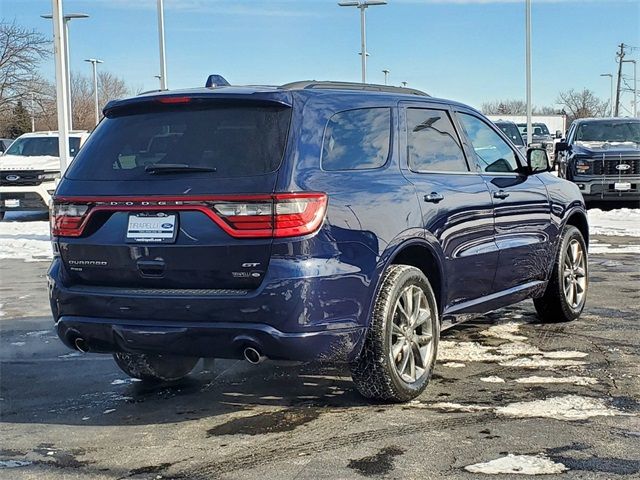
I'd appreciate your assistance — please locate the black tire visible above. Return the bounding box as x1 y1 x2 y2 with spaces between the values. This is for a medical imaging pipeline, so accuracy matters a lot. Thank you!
113 352 199 382
534 225 588 323
350 264 440 403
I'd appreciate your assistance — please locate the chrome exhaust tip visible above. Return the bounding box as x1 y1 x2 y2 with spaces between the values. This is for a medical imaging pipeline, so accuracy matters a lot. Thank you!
243 347 265 365
74 337 89 353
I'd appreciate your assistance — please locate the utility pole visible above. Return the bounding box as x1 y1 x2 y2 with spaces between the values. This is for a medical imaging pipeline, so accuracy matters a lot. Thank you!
614 43 626 117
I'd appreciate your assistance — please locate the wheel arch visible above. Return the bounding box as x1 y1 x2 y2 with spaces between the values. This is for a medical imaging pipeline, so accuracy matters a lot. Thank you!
564 208 589 247
377 236 446 317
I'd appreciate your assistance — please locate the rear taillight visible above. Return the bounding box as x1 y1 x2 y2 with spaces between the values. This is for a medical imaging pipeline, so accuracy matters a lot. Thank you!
51 202 91 237
50 193 327 239
213 193 327 238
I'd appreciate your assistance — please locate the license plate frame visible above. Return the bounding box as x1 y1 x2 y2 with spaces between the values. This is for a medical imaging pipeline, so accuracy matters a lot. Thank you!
126 212 178 244
4 199 20 208
614 182 632 192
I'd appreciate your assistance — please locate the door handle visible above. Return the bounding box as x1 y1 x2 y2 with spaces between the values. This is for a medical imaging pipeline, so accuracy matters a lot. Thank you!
424 192 444 203
493 190 510 200
136 259 165 277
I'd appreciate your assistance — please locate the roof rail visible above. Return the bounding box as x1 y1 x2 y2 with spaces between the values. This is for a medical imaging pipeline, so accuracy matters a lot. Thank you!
281 80 429 96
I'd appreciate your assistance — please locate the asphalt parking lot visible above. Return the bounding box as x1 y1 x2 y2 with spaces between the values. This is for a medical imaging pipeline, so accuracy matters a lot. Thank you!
1 232 639 479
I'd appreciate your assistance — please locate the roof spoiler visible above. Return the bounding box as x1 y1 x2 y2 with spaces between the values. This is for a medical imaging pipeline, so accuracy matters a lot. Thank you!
205 74 231 88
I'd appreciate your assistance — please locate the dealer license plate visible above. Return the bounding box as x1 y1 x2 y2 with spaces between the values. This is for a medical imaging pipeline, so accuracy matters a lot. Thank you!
126 213 177 243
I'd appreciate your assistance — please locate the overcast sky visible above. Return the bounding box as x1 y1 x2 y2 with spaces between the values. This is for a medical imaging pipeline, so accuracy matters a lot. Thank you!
3 0 639 113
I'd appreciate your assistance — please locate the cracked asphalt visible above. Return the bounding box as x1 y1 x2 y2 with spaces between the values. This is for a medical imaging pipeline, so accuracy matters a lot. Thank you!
0 233 639 479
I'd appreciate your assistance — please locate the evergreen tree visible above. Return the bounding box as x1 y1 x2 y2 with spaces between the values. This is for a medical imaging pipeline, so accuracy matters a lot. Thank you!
6 101 31 138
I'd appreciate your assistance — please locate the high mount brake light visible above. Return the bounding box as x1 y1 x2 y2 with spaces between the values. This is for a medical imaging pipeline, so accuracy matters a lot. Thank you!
50 193 327 239
156 96 192 104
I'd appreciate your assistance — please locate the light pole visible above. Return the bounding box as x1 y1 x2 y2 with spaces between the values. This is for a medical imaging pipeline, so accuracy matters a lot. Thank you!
41 12 89 131
401 81 408 88
382 69 389 85
157 0 168 90
338 1 387 84
30 93 35 132
49 0 70 171
600 73 614 116
622 59 637 117
85 59 103 126
525 0 532 147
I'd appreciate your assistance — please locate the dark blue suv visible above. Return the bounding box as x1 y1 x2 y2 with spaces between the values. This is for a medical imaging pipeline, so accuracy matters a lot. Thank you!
49 80 589 402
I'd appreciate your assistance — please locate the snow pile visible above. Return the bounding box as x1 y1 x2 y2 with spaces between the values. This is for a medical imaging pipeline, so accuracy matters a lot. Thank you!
480 376 505 383
0 460 32 469
465 454 567 475
589 242 640 255
588 208 640 237
414 395 627 421
514 376 597 386
0 220 51 262
495 395 627 421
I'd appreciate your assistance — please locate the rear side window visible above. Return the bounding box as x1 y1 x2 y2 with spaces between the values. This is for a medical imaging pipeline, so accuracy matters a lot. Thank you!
406 108 468 172
65 104 291 180
322 108 391 171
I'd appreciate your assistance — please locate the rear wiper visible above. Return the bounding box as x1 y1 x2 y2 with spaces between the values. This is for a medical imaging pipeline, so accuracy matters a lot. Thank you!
145 163 216 174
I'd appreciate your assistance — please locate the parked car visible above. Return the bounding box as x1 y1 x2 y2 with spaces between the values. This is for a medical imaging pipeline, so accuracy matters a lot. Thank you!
493 120 526 155
49 80 589 402
556 118 640 206
0 138 13 153
0 131 89 220
518 122 555 162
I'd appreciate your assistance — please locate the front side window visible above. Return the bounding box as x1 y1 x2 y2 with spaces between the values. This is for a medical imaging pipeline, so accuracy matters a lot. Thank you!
458 113 520 173
321 108 391 171
406 108 468 172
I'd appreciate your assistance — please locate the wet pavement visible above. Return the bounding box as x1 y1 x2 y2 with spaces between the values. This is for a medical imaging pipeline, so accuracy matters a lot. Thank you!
0 235 639 479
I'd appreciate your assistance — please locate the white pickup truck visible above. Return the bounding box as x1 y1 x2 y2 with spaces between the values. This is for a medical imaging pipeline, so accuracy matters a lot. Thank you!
0 131 89 220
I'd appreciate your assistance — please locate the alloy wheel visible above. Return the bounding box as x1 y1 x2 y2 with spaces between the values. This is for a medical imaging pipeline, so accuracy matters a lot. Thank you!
389 285 434 383
562 238 587 309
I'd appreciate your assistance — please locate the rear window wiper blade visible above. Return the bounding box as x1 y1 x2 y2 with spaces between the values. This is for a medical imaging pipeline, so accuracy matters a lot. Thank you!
145 163 217 174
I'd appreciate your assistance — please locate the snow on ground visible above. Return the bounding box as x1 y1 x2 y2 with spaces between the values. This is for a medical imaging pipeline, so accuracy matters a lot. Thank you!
464 454 568 475
0 214 51 262
588 208 640 237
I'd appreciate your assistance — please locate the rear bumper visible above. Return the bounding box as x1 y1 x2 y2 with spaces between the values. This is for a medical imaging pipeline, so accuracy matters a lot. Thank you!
48 251 374 362
56 316 365 362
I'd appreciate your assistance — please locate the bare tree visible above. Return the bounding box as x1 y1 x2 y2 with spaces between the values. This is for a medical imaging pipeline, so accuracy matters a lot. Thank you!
556 89 609 124
0 20 50 116
482 99 528 116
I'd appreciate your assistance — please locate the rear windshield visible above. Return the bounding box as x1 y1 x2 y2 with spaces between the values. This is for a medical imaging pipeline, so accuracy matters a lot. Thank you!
496 123 524 146
65 104 291 180
5 137 81 157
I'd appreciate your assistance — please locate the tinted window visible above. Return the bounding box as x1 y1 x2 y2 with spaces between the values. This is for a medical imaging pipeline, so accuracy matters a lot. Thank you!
65 105 291 180
495 122 524 146
322 108 391 171
459 113 520 173
407 109 468 172
6 137 81 157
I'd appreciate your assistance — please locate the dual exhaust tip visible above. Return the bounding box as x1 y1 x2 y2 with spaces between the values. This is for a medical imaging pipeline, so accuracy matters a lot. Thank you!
72 336 266 364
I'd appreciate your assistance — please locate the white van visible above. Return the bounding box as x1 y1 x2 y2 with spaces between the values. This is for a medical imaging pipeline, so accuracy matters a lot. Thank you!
0 131 89 220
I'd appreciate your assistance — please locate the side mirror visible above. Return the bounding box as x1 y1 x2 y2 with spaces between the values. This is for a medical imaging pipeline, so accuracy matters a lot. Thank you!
527 147 550 174
555 141 570 153
555 130 562 139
